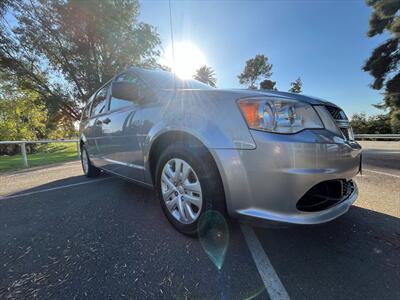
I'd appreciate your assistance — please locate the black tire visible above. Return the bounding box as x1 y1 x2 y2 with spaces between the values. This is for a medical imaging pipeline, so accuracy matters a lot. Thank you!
81 145 101 178
155 142 226 236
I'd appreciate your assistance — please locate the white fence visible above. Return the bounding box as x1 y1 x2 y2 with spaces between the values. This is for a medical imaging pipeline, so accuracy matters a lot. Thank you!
0 139 79 168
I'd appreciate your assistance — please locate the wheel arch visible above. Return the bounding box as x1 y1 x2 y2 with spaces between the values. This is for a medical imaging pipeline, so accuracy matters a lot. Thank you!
79 134 88 150
148 130 229 216
147 130 225 193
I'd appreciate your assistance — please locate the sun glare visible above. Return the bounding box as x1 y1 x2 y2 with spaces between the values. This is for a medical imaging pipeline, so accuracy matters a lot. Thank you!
163 41 207 79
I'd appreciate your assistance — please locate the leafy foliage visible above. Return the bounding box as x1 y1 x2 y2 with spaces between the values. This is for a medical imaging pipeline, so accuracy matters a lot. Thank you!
0 0 15 19
288 77 303 94
238 54 273 89
0 85 48 154
260 79 277 90
350 112 392 134
0 0 161 121
363 0 400 133
194 65 217 87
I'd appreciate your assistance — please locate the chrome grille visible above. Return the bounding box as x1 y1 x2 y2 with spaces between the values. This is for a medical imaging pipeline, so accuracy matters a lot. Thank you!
325 105 354 140
325 105 347 120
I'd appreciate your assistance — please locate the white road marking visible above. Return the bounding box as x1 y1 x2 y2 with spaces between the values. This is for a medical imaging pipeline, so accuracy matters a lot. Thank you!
363 168 400 179
241 224 290 300
0 177 112 200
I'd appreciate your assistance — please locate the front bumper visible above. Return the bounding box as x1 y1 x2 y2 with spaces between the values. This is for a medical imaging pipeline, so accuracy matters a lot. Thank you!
211 129 362 225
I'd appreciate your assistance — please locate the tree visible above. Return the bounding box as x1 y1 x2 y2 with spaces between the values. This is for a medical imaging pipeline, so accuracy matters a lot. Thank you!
350 113 368 134
0 0 161 121
0 0 15 18
159 65 172 72
238 54 273 89
288 77 302 93
363 0 400 133
260 79 277 90
0 84 48 155
194 65 217 87
350 113 392 134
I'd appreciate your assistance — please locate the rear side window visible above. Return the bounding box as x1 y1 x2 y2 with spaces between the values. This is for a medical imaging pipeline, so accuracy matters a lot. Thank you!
90 84 110 116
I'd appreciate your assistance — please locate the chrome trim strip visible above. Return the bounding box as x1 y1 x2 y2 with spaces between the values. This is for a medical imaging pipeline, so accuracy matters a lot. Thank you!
103 158 145 170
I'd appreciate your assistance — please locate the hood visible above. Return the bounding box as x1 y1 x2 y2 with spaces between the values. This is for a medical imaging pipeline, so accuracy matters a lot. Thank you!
159 88 339 107
222 89 338 107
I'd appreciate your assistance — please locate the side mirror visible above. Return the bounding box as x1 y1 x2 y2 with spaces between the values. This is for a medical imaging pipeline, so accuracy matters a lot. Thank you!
111 82 139 102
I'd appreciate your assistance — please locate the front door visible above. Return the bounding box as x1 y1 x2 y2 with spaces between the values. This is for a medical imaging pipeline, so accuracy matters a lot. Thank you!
99 72 146 182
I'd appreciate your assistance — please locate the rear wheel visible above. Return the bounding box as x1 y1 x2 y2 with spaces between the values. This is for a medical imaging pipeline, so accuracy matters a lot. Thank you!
81 146 101 177
155 142 225 235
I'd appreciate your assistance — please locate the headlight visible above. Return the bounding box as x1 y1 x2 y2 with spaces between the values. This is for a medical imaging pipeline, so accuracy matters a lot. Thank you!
238 98 323 133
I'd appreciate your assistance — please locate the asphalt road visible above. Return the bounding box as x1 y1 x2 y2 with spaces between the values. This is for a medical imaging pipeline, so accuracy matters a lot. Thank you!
0 141 399 299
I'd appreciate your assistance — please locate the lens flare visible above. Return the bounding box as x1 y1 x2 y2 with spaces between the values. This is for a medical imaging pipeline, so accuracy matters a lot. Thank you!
163 41 207 79
198 210 229 270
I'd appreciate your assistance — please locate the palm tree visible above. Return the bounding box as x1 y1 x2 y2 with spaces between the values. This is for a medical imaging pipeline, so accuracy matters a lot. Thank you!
193 65 217 87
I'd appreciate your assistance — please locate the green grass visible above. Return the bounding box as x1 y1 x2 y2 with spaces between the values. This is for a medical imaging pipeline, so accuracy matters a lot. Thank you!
0 143 79 173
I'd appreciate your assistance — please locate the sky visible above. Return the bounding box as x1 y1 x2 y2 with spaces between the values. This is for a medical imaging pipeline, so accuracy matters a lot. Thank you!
138 0 390 117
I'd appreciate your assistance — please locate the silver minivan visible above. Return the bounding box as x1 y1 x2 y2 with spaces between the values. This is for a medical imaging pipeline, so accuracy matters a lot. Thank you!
80 67 362 235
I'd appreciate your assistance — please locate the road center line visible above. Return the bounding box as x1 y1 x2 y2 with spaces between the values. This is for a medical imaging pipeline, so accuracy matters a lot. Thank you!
240 224 290 300
363 168 400 178
0 177 112 200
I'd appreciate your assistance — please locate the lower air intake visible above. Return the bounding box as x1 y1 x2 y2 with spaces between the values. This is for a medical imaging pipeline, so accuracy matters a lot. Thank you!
296 180 355 212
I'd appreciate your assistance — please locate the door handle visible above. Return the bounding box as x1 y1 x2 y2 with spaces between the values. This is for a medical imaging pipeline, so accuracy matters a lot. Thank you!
102 117 111 124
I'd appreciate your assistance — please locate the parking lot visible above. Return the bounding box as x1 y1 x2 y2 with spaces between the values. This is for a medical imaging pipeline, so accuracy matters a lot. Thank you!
0 141 399 299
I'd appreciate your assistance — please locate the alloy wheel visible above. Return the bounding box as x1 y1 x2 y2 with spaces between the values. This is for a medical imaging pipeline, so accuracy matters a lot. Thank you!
161 158 203 224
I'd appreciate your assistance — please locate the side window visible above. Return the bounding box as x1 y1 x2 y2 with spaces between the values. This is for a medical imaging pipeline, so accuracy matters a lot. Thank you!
109 72 149 111
115 72 139 83
90 84 110 116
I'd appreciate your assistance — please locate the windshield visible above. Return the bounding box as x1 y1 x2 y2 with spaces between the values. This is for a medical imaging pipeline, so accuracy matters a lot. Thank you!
135 68 213 90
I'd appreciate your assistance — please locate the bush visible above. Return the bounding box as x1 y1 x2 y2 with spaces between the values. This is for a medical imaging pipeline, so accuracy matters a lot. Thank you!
0 89 47 155
350 113 392 134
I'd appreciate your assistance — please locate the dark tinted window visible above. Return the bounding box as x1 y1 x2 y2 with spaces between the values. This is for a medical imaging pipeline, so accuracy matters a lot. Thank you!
115 72 139 83
91 84 110 116
109 72 149 110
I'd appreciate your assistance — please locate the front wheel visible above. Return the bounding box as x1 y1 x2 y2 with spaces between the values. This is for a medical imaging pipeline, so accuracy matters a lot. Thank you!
155 143 226 235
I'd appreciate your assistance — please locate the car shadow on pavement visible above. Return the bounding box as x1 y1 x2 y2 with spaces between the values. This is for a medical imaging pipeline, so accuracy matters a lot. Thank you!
2 173 112 198
0 174 269 299
252 206 400 299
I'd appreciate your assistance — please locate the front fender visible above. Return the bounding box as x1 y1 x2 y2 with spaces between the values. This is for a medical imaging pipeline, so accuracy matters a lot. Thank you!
136 92 256 184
